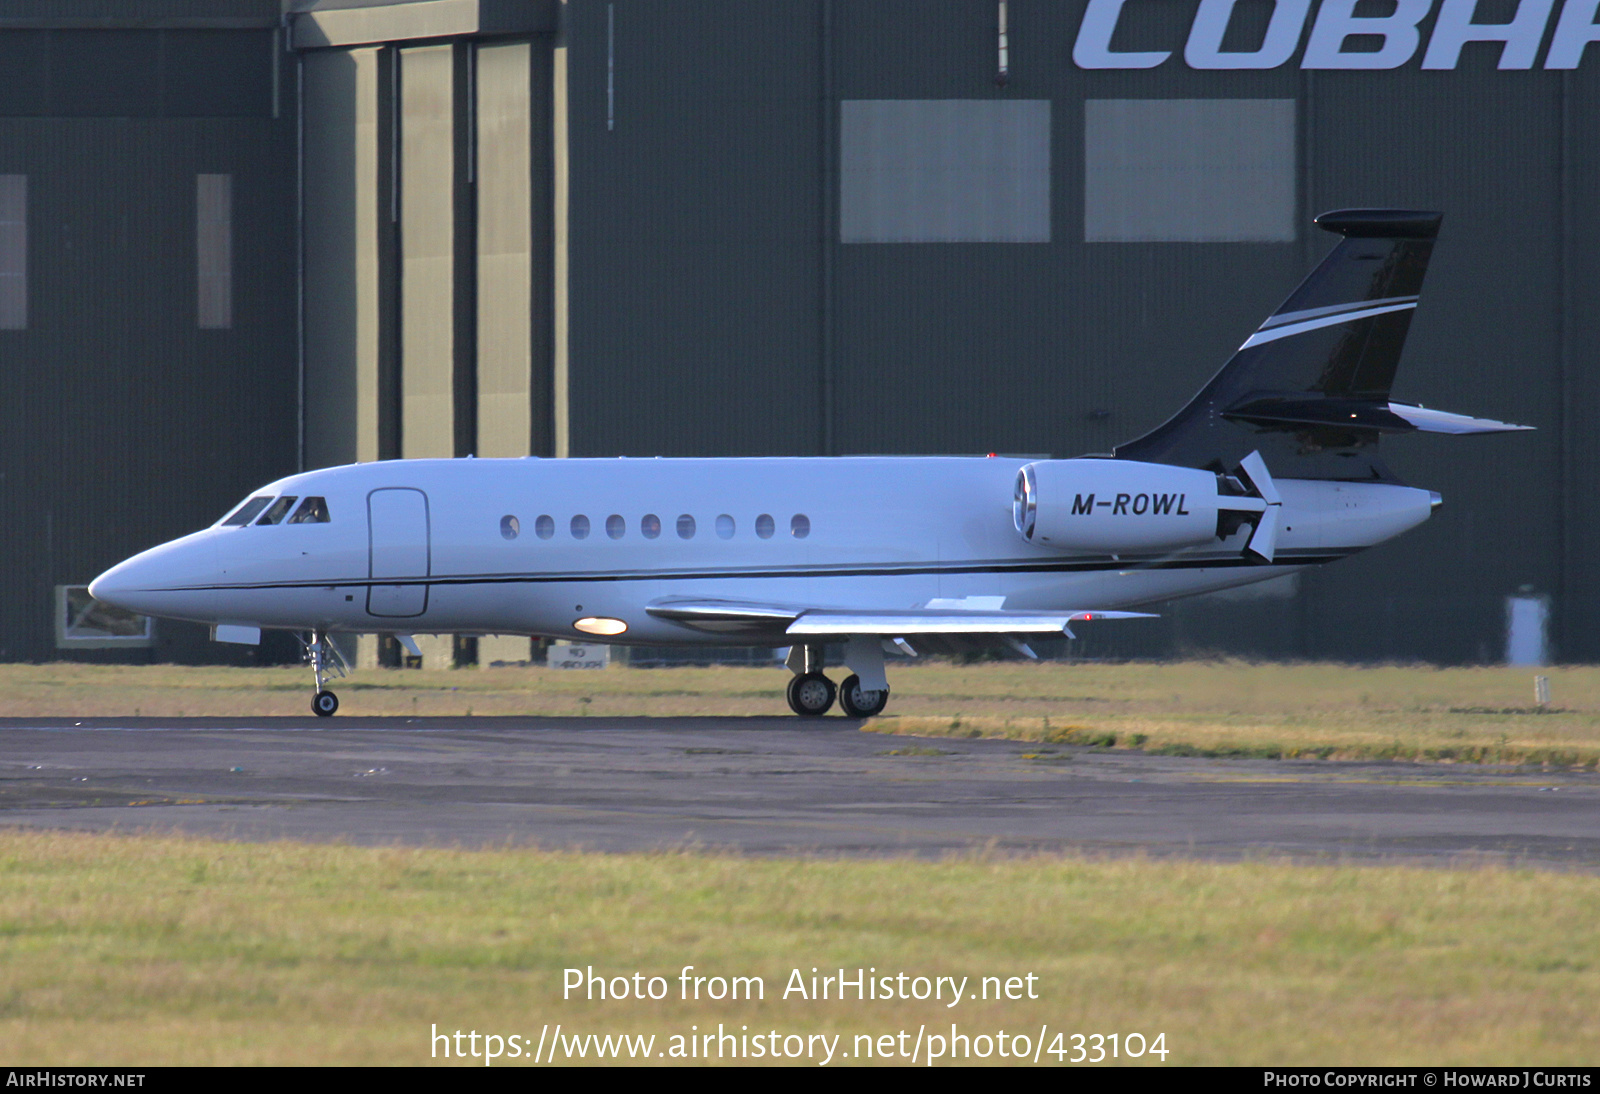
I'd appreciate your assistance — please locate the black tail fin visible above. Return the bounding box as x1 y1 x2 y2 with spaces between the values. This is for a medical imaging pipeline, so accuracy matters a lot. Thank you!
1114 209 1442 481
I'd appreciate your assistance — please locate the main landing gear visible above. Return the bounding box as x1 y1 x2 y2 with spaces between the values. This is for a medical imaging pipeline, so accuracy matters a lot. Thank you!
301 629 350 717
783 642 890 718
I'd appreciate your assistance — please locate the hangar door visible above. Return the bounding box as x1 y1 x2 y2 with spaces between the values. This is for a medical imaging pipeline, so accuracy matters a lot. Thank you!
367 488 430 617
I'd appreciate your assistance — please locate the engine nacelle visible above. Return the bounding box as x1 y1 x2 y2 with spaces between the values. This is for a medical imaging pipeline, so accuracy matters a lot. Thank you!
1013 459 1221 552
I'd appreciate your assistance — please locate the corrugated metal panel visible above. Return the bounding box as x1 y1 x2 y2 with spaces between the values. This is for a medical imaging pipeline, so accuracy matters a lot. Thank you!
0 1 279 30
1299 67 1562 662
565 0 824 458
0 28 276 116
1556 62 1600 660
303 46 391 469
0 101 297 660
398 41 455 459
474 39 533 458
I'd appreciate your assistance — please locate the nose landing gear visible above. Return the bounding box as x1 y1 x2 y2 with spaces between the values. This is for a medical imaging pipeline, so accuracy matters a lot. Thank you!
301 629 349 718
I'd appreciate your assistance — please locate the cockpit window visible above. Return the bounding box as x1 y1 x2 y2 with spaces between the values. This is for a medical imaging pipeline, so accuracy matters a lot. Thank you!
221 496 273 526
256 496 299 525
287 496 330 524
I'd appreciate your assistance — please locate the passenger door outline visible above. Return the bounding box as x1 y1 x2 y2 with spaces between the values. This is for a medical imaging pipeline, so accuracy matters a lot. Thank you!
366 487 430 618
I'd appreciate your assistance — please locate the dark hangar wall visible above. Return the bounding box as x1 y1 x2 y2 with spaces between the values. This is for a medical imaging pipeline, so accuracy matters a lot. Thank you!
562 0 1593 663
0 0 1590 666
0 2 299 662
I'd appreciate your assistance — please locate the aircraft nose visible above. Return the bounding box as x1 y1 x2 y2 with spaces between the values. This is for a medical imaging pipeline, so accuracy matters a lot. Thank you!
88 554 164 615
87 559 134 607
89 534 219 622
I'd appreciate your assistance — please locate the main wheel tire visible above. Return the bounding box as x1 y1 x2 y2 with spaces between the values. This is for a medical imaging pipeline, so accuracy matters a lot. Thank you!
786 672 836 716
312 690 339 718
838 674 889 718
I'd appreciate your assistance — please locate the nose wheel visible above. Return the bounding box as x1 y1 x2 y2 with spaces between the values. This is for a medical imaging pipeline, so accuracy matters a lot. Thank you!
301 629 349 718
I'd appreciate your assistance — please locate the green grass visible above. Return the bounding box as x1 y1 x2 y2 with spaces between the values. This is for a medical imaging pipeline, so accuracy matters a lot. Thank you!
2 660 1596 768
1 830 1597 1065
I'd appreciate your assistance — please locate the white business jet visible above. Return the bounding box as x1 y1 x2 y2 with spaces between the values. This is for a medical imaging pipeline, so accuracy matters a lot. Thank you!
91 210 1529 717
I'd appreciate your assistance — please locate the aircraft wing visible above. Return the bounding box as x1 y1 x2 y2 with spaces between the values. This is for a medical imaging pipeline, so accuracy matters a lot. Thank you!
645 598 1153 638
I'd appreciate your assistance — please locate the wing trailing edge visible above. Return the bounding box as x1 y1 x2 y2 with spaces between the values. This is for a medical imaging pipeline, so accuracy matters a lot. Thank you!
646 598 1154 639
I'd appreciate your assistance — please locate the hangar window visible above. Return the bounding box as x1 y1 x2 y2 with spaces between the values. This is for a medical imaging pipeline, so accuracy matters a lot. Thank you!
840 100 1050 243
57 586 152 650
755 514 775 539
289 497 330 524
500 515 520 540
221 496 273 526
606 514 626 539
677 514 696 539
571 515 591 540
791 514 810 539
256 496 298 525
1084 99 1295 243
0 175 24 330
641 514 661 539
716 514 735 539
197 174 232 328
535 514 555 539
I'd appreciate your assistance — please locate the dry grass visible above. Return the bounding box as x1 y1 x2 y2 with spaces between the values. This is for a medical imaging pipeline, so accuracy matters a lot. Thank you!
0 660 1595 767
858 661 1600 768
1 829 1598 1065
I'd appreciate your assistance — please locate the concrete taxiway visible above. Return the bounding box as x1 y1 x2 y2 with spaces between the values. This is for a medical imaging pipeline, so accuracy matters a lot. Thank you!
1 716 1597 867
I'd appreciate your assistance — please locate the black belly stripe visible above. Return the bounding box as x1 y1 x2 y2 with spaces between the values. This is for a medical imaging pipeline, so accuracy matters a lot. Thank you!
165 549 1352 593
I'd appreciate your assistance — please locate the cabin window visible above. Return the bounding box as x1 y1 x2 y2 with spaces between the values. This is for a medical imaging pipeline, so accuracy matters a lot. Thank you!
288 496 330 524
716 514 735 539
676 514 696 539
791 514 810 539
500 515 520 540
221 495 273 526
535 515 555 539
571 515 590 540
641 513 661 539
256 496 298 525
606 514 625 539
755 514 775 539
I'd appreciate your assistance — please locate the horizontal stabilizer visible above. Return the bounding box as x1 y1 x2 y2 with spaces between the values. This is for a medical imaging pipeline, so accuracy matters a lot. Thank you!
1386 403 1535 435
1223 397 1532 435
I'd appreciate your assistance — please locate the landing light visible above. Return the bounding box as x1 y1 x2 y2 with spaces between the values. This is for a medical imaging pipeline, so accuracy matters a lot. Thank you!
574 617 628 636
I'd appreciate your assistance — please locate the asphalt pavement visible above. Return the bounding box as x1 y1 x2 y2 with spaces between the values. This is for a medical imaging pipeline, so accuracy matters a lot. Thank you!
1 716 1596 867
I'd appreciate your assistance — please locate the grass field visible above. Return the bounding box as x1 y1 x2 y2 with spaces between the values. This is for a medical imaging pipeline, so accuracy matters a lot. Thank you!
3 663 1598 1065
0 659 1596 768
1 830 1598 1066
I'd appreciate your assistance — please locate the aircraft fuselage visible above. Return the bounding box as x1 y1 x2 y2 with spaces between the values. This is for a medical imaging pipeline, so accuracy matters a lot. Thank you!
90 455 1434 645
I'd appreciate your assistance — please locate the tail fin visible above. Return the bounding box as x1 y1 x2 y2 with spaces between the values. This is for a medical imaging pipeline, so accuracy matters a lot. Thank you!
1114 209 1449 481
